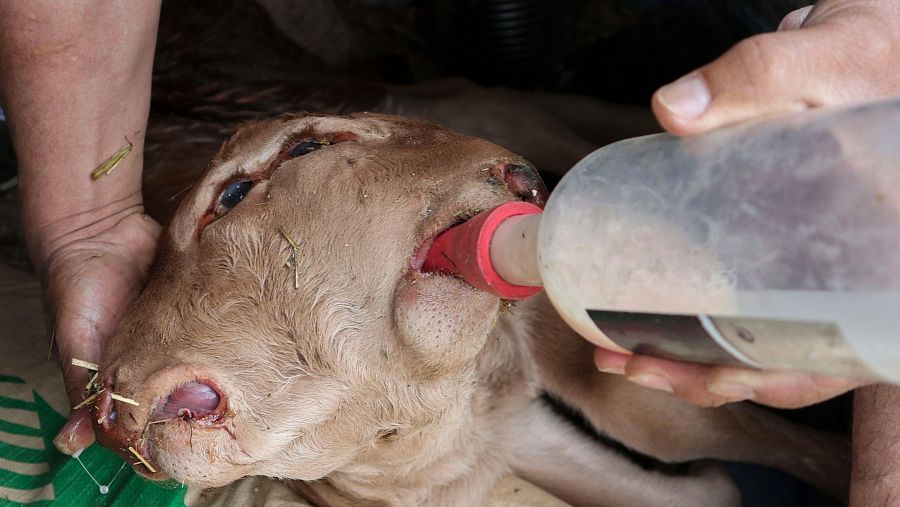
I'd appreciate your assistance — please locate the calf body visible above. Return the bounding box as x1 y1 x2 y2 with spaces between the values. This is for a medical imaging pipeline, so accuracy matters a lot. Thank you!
94 114 848 506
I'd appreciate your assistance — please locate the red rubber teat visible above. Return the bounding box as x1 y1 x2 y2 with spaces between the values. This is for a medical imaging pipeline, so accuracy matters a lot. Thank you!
423 201 543 300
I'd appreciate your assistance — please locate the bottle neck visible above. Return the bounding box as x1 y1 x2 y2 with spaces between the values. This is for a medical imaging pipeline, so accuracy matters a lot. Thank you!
490 213 543 287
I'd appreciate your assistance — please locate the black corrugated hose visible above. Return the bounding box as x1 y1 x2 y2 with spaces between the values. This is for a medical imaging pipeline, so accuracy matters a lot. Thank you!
431 0 577 90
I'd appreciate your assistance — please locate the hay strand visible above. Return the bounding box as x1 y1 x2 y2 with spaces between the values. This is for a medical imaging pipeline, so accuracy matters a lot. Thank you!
168 183 194 201
278 227 300 289
71 358 100 371
91 142 133 180
47 331 56 360
278 226 299 250
127 446 157 473
72 390 102 410
85 371 100 391
111 393 139 406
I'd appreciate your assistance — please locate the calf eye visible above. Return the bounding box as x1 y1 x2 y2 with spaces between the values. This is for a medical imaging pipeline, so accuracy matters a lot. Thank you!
215 180 253 217
288 139 326 157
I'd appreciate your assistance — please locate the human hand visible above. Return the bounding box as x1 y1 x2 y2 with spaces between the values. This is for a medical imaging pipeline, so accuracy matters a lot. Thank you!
602 0 898 408
0 0 162 453
593 348 864 408
651 1 900 136
44 212 160 454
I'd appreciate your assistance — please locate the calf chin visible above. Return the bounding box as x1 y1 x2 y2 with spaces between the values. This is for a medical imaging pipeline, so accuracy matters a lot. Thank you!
394 274 499 377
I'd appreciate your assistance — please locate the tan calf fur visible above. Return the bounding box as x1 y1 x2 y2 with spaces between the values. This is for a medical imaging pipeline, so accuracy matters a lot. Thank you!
94 113 848 507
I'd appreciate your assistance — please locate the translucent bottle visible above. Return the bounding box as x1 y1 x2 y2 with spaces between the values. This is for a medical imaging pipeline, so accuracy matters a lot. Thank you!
501 98 900 382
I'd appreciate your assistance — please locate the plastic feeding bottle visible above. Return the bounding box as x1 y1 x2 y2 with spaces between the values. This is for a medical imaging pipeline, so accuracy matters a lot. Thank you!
424 98 900 383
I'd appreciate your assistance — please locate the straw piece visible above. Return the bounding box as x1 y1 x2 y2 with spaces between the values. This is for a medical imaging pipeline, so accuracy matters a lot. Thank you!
86 371 100 391
111 393 140 406
71 358 100 370
91 142 133 180
47 331 56 360
127 446 157 473
278 227 300 289
168 183 194 202
278 227 299 250
72 391 101 410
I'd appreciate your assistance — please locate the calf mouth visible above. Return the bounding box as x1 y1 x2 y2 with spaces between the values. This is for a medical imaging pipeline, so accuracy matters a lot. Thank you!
406 160 547 285
407 209 481 283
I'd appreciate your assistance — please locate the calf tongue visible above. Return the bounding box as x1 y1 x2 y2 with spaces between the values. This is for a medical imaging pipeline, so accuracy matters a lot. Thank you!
156 381 221 419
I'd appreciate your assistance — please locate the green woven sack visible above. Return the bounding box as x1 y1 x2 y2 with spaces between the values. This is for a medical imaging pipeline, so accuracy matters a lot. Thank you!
0 375 185 506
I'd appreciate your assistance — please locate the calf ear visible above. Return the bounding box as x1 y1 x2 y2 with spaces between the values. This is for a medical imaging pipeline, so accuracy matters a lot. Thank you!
393 281 499 377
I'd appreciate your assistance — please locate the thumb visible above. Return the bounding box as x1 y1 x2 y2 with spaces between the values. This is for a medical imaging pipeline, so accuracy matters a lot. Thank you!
651 21 868 136
777 5 814 31
53 408 95 456
51 312 102 455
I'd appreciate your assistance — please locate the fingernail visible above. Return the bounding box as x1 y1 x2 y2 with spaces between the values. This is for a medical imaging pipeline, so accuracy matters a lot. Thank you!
53 427 76 454
627 374 674 393
53 415 84 455
656 73 711 119
598 364 626 375
708 382 755 401
594 348 630 375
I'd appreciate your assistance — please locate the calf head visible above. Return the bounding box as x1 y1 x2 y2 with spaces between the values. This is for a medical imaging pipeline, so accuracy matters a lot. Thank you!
94 113 547 487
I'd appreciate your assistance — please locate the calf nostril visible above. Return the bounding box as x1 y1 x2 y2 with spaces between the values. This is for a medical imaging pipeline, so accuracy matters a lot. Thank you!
94 388 116 430
158 381 221 420
494 163 548 207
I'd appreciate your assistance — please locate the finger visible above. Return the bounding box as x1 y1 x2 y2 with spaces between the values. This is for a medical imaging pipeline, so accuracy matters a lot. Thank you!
651 22 875 136
55 316 103 402
777 5 814 31
53 407 95 454
622 354 731 407
706 367 865 409
620 352 864 408
651 30 816 135
51 309 103 454
593 347 631 375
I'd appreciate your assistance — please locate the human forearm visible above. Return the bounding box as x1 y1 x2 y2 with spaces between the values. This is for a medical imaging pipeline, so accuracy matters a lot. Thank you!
0 1 161 271
851 385 900 506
